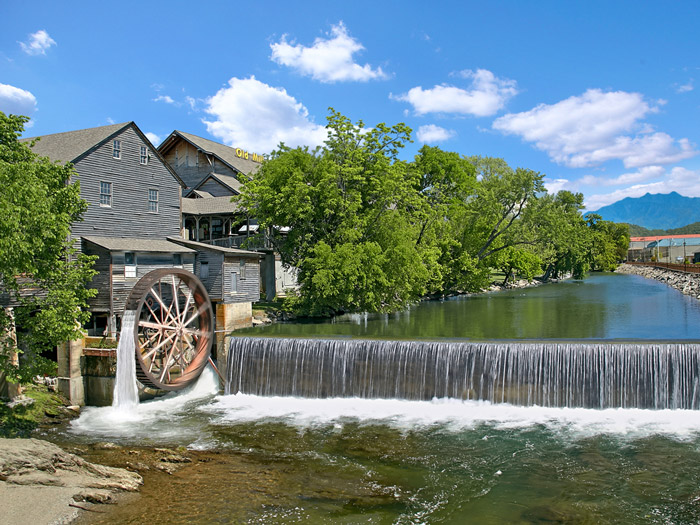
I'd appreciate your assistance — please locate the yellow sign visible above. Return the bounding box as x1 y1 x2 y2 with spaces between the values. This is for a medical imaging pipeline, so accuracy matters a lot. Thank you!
235 148 264 163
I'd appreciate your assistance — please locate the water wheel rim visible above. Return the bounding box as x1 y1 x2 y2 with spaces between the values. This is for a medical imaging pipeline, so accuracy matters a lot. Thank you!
125 268 213 391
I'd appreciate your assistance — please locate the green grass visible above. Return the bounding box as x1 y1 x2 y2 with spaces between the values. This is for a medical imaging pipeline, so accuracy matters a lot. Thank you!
0 383 69 438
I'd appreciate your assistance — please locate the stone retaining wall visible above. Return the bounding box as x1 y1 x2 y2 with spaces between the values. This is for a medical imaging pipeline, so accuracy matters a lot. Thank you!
616 263 700 299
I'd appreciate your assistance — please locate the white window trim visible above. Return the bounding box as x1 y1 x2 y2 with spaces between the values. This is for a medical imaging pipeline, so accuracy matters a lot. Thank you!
99 181 112 207
140 145 148 165
113 140 121 160
124 252 136 278
148 189 159 213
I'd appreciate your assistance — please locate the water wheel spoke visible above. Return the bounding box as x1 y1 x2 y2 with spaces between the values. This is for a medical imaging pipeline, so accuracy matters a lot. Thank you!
139 320 179 331
183 303 210 329
149 286 179 326
142 331 177 361
172 275 182 321
160 333 180 383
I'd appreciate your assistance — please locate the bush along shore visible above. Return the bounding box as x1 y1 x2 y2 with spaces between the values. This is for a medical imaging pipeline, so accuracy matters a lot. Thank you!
616 263 700 299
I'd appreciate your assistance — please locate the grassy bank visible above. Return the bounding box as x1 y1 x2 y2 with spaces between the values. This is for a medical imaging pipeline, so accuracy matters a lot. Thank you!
0 383 70 438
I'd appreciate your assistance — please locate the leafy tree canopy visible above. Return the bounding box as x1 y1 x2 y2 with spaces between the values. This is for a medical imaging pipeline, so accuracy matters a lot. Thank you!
0 112 96 384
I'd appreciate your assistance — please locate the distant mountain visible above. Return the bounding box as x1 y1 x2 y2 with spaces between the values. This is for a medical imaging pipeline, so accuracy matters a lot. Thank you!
591 192 700 230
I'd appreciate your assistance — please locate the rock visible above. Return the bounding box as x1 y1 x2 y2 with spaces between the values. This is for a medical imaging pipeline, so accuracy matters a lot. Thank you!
160 454 192 464
73 489 115 504
7 396 35 409
0 438 142 492
93 441 120 450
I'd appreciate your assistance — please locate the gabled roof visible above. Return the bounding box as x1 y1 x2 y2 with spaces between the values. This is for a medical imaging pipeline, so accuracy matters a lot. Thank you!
23 122 129 164
166 237 261 257
23 122 187 188
158 130 263 176
82 236 195 253
181 196 241 216
188 173 243 196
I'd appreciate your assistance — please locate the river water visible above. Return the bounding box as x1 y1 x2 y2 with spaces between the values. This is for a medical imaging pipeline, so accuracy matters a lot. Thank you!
64 272 700 524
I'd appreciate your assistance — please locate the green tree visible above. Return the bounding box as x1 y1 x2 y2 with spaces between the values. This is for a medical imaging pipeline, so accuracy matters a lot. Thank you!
239 109 439 315
586 215 629 271
0 112 96 384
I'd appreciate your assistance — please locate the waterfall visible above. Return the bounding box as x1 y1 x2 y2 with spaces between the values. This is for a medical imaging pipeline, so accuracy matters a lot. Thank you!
112 310 140 408
226 337 700 409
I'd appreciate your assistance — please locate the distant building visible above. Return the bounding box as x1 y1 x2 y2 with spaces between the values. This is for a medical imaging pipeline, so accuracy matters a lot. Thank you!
628 234 700 263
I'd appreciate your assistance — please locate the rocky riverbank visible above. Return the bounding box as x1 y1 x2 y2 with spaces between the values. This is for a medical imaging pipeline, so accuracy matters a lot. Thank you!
616 263 700 299
0 438 142 524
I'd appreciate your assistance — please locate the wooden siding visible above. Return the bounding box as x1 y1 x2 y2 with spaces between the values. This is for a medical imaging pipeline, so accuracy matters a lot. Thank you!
223 256 260 303
194 251 224 301
70 126 182 249
110 252 195 313
83 243 112 312
196 178 237 197
162 140 239 190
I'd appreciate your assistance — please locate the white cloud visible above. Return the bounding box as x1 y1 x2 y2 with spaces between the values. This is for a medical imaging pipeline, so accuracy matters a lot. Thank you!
493 89 697 168
416 124 455 143
675 80 693 93
145 132 162 147
584 166 700 210
543 178 572 195
393 69 518 117
580 166 666 187
270 22 388 83
19 30 56 56
154 95 176 104
0 83 37 116
185 96 197 110
202 76 327 153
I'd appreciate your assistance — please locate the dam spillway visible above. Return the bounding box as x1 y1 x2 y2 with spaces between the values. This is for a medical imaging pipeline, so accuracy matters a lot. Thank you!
226 337 700 409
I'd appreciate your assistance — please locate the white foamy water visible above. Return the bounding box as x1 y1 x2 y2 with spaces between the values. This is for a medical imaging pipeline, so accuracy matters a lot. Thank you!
204 394 700 441
111 310 139 409
71 366 220 439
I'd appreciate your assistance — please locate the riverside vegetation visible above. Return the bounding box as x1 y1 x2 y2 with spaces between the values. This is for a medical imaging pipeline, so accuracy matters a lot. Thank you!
239 109 629 316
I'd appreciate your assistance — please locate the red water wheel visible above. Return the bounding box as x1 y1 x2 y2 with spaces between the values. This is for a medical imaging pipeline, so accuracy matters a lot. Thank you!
124 268 214 391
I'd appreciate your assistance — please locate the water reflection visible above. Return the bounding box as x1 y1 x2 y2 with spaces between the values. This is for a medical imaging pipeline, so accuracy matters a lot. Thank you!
241 273 700 340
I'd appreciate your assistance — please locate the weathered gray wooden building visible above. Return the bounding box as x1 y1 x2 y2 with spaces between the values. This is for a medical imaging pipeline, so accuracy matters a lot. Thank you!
26 122 191 335
159 130 298 300
22 122 263 405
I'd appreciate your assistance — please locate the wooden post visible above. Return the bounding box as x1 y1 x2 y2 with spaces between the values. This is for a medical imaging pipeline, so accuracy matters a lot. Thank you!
0 307 21 399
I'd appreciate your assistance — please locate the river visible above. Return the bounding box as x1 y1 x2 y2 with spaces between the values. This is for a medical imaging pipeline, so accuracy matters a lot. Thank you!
61 272 700 524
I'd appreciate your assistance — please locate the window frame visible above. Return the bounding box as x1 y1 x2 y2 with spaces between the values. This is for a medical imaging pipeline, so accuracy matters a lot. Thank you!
200 261 209 280
140 145 148 165
148 188 159 213
124 252 136 278
99 181 112 207
112 139 121 159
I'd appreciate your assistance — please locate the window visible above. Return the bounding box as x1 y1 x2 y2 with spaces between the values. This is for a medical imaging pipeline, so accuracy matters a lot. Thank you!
173 254 182 267
231 272 238 293
200 261 209 280
148 189 159 213
239 260 246 279
124 252 136 278
99 181 112 207
113 140 121 159
140 145 148 165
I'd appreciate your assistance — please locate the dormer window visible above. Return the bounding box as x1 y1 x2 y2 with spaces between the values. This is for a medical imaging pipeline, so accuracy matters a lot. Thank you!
113 140 121 159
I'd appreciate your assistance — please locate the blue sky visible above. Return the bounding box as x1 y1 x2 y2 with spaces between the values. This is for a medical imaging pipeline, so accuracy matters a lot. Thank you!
2 0 700 210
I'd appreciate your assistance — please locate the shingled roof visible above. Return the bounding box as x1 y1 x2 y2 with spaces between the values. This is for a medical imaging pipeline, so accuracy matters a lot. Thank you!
23 122 130 163
22 121 186 187
181 196 241 216
159 130 263 176
82 236 195 253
